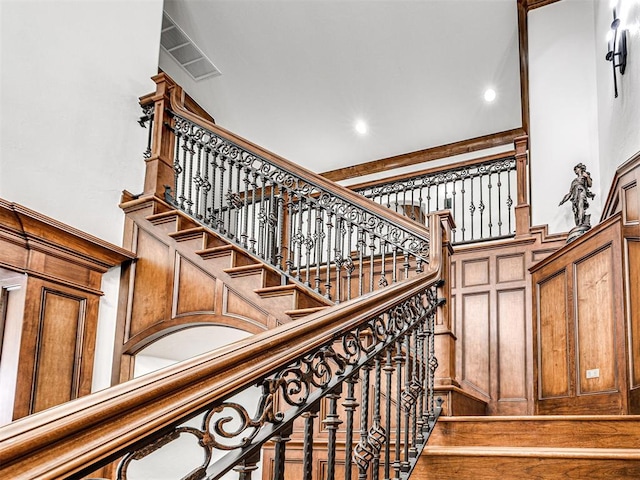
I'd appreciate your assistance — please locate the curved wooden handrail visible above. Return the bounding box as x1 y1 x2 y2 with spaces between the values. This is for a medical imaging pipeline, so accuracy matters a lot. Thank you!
162 74 432 245
0 212 448 480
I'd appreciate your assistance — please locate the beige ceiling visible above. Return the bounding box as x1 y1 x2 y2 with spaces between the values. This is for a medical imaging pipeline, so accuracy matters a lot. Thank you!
160 0 522 174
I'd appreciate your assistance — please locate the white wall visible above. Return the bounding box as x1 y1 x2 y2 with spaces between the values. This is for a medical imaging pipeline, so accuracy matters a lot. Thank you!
528 0 602 234
595 0 640 193
0 0 164 391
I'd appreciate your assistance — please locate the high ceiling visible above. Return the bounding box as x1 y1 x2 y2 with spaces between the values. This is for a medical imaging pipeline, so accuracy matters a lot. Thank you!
161 0 522 174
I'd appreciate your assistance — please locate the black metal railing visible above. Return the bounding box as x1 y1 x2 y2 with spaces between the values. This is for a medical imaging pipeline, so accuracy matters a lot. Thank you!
140 109 431 303
116 280 443 480
352 156 517 245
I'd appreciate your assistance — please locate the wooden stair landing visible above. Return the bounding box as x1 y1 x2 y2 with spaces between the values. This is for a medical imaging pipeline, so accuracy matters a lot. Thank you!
416 415 640 479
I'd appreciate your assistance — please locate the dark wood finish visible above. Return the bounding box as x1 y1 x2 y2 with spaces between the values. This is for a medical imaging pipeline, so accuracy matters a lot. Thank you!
451 226 566 415
0 214 448 480
517 1 530 135
0 199 133 422
526 0 564 10
320 128 525 183
430 415 640 449
531 215 627 415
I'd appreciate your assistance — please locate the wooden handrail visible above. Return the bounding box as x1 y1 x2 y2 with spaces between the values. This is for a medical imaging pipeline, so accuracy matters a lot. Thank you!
0 210 448 479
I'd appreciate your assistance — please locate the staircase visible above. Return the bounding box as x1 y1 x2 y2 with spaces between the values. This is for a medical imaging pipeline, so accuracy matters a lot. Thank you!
126 194 333 325
415 415 640 479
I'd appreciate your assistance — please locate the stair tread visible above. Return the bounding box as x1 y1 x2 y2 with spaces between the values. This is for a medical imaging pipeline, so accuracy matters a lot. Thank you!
224 263 280 275
423 445 640 459
439 414 640 422
168 226 209 237
284 306 329 316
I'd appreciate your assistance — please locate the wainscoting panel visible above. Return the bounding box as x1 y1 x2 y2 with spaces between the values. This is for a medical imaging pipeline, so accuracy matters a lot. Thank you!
538 271 569 399
497 288 526 401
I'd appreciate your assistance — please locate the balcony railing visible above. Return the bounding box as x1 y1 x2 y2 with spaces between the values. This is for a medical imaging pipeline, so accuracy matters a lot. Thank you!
350 142 531 245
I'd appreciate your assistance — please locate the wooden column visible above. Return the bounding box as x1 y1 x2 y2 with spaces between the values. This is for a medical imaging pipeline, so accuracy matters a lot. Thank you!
0 200 134 422
141 73 179 198
514 135 531 235
432 210 458 388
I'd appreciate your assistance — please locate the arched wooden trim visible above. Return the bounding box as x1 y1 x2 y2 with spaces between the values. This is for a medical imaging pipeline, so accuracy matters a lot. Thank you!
121 313 266 356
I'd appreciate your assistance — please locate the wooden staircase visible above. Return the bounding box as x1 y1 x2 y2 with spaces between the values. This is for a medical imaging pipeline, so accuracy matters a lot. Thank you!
415 415 640 479
146 204 332 320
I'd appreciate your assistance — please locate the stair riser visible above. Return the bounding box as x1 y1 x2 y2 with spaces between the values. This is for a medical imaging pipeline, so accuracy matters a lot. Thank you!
432 419 640 449
416 455 640 479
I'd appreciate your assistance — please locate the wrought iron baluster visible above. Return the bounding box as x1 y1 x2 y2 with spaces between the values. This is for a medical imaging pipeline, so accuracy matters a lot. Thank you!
393 340 404 480
379 240 388 289
257 174 267 258
275 189 285 269
460 174 466 242
324 389 343 480
334 216 343 304
370 354 384 480
368 232 376 293
325 211 333 300
285 190 295 276
357 227 364 297
487 170 493 238
402 333 411 472
354 364 372 480
314 207 324 293
272 425 293 480
345 220 354 302
217 151 227 233
233 451 261 480
479 173 484 239
302 407 319 480
383 348 394 480
507 168 514 235
305 203 313 286
193 141 203 218
343 375 359 480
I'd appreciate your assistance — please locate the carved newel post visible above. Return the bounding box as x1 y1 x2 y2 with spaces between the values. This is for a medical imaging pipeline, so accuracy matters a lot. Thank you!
559 163 596 243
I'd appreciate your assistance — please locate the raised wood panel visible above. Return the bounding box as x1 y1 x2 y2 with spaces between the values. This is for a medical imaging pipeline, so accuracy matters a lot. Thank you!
32 289 84 413
462 293 490 396
623 182 638 224
223 286 270 328
462 259 489 287
538 271 569 399
497 288 526 400
629 240 640 387
130 227 171 337
497 254 524 283
575 247 617 394
173 255 216 316
450 260 456 288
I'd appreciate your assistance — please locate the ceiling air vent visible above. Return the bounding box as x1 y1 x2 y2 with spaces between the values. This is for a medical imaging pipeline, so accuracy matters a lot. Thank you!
161 12 221 81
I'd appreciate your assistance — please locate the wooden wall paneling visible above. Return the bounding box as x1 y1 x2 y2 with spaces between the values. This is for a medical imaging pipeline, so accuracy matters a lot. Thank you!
574 246 617 395
628 240 640 389
172 254 216 317
31 289 86 413
497 288 527 404
128 226 172 339
461 292 491 397
623 182 639 224
13 279 100 419
462 258 490 287
532 215 627 414
536 270 570 400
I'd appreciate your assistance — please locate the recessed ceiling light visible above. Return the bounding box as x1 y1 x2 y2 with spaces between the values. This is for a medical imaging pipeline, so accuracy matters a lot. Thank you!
355 120 368 135
484 88 497 102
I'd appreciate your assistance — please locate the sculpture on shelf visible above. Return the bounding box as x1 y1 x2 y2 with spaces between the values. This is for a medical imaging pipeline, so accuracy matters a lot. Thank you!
559 163 595 242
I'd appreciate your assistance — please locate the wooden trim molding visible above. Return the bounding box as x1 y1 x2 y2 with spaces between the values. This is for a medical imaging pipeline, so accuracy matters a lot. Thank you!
0 199 134 273
517 0 530 134
320 128 525 183
526 0 563 11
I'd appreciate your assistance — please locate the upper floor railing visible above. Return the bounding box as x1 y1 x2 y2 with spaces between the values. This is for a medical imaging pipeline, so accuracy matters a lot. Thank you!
0 211 451 480
350 138 531 245
138 74 433 303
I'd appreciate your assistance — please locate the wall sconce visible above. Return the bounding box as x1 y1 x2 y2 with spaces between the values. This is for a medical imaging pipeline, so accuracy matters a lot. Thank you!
606 8 628 98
